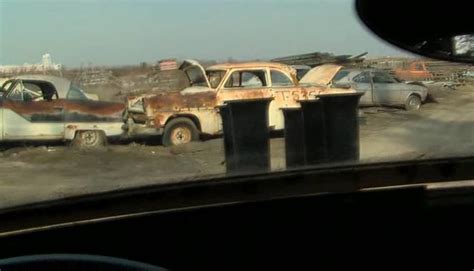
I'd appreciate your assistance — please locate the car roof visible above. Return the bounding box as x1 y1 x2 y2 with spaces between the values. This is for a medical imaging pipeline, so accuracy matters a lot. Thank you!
341 68 386 73
291 65 312 70
207 61 294 71
14 75 71 98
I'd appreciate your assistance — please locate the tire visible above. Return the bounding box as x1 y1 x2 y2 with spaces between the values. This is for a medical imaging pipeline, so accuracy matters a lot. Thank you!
162 118 199 146
405 94 422 111
71 130 107 149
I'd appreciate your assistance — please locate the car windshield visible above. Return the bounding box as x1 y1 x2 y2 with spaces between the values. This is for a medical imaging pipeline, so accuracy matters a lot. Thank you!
206 70 226 89
67 84 88 100
333 70 351 81
0 0 473 210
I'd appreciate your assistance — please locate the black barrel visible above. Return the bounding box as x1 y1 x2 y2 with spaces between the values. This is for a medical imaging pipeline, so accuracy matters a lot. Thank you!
282 92 363 168
319 92 363 162
218 98 272 174
300 99 328 165
282 108 305 168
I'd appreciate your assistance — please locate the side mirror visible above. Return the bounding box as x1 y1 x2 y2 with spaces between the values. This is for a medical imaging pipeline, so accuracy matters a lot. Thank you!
355 0 473 63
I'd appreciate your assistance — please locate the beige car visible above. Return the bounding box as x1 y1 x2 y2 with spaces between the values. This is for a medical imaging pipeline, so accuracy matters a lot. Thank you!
124 60 355 146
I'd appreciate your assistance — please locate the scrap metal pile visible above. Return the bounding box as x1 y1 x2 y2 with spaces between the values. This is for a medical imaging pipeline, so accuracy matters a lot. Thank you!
271 51 367 67
424 61 474 82
73 69 124 88
365 57 473 84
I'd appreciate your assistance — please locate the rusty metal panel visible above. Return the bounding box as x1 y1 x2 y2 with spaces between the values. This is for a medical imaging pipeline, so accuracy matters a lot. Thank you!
0 98 124 141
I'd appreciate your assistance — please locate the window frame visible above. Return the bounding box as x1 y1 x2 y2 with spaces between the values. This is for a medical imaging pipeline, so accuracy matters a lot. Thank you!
5 80 24 101
372 71 397 84
269 69 295 88
353 72 372 84
220 68 270 91
67 84 89 100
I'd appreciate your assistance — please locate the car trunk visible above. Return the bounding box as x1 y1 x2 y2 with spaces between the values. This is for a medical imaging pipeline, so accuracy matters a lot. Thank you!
299 64 342 85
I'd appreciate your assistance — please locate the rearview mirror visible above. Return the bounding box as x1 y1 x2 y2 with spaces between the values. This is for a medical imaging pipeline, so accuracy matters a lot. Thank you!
355 0 473 63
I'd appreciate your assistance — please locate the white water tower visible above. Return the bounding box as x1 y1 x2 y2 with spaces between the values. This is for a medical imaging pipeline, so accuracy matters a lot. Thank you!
42 53 52 67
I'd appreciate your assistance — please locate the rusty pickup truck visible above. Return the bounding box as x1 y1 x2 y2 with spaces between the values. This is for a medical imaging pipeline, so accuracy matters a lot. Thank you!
123 60 355 146
0 75 125 148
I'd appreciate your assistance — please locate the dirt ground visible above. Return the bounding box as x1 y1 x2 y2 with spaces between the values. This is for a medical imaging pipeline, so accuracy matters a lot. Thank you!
0 85 473 208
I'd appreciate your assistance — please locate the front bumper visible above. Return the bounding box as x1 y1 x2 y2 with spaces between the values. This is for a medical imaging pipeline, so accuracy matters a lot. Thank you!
122 118 163 137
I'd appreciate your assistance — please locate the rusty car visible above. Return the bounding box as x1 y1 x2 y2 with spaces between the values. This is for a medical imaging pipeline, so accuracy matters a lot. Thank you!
333 68 429 110
0 75 125 147
123 60 356 146
393 61 433 81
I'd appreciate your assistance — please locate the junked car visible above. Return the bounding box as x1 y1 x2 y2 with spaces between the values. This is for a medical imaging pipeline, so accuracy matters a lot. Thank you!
0 75 125 148
124 60 356 146
333 69 429 110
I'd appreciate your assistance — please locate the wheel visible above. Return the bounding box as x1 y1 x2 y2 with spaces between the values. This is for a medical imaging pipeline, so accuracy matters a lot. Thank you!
162 118 199 146
405 94 421 111
71 130 107 149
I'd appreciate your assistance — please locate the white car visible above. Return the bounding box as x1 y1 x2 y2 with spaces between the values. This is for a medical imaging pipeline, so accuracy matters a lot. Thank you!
0 75 125 147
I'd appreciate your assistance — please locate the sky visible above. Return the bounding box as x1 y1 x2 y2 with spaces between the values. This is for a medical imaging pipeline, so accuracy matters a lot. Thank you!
0 0 410 67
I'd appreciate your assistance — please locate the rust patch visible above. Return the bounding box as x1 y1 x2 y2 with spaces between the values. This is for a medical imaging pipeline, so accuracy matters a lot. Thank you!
64 100 125 115
153 114 166 128
1 99 125 121
144 91 217 112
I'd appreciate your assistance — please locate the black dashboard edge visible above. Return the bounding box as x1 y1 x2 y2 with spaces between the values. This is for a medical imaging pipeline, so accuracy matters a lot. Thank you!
0 156 473 237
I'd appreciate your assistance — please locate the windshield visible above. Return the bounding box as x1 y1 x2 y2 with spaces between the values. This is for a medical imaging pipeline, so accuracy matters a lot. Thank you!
0 0 473 210
67 84 88 100
207 70 226 89
333 70 350 81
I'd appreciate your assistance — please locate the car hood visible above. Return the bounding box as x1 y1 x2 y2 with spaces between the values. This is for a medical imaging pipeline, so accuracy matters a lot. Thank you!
299 64 343 85
179 59 211 88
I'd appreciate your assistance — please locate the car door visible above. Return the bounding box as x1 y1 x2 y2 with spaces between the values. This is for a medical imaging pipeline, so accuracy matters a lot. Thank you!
372 71 402 106
268 69 299 130
217 68 272 102
216 68 273 127
63 84 124 123
2 80 65 140
351 72 374 106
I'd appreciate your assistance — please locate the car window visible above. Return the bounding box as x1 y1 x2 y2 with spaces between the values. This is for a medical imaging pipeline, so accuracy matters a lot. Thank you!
207 70 226 89
22 83 44 102
270 70 293 87
2 80 14 92
353 72 371 83
21 81 59 101
224 70 267 88
372 72 397 83
333 70 350 81
7 81 24 101
67 84 88 100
